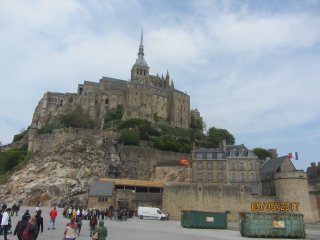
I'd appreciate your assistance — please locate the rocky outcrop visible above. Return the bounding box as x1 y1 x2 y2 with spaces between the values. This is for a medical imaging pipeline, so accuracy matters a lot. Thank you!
0 132 190 206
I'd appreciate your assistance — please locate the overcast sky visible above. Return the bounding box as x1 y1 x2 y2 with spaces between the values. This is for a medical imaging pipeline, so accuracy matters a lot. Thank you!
1 0 319 171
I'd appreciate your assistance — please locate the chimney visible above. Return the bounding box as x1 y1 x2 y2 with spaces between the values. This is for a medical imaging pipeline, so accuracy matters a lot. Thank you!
220 139 226 152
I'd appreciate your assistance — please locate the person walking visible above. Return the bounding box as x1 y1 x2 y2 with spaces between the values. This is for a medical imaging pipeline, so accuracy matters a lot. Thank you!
13 215 28 240
92 220 108 240
76 213 82 236
35 210 43 234
27 216 39 240
1 208 11 240
89 216 97 237
48 206 57 230
63 217 78 240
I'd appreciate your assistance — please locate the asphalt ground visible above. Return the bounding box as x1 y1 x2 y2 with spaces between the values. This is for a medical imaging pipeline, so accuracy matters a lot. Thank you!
4 206 319 240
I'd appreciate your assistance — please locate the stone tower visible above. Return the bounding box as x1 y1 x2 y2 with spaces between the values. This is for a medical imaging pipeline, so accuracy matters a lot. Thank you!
274 171 313 222
28 123 39 151
131 27 150 83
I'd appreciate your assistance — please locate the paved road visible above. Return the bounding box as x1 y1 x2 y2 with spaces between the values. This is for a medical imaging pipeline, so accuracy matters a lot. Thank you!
6 206 319 240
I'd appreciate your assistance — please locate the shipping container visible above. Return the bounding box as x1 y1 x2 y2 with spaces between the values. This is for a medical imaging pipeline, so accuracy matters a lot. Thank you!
181 210 228 229
239 212 306 238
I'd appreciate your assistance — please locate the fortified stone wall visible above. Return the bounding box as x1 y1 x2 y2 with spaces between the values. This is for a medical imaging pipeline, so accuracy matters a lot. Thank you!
162 183 277 222
163 172 316 223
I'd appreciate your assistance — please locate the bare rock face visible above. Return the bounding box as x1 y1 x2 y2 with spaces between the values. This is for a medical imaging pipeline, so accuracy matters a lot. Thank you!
1 136 115 206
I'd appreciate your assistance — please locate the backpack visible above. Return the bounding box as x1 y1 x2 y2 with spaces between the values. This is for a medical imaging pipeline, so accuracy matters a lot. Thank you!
21 227 29 240
90 219 95 226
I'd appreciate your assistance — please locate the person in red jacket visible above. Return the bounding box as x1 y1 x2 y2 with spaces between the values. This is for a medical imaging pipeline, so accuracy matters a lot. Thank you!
48 207 57 230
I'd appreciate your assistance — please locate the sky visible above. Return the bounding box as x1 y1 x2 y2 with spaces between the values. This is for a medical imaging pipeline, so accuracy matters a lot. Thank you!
1 0 320 172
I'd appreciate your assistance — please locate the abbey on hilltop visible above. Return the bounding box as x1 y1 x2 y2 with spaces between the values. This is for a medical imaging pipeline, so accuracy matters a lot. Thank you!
31 29 200 130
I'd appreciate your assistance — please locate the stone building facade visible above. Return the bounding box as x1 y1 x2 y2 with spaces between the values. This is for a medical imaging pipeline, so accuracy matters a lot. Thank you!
31 30 194 131
192 141 260 194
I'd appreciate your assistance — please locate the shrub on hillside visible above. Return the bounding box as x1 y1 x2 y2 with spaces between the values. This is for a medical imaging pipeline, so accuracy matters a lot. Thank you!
59 105 95 129
0 147 29 174
39 118 65 134
13 129 28 143
119 130 140 146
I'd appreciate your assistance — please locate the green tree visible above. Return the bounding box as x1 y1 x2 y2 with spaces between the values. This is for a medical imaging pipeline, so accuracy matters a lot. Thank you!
105 104 124 122
119 130 140 146
190 114 196 128
207 127 235 145
59 105 94 129
0 147 27 174
253 148 273 160
13 129 28 143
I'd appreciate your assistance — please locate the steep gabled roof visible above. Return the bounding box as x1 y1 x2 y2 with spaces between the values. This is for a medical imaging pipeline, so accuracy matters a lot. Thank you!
89 181 114 197
260 156 288 173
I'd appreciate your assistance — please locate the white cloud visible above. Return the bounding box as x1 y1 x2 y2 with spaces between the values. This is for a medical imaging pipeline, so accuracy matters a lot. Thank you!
0 0 319 171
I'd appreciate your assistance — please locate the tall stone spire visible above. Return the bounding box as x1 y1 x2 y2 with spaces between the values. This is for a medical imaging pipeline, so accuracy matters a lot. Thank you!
139 26 144 56
133 26 149 68
131 27 149 82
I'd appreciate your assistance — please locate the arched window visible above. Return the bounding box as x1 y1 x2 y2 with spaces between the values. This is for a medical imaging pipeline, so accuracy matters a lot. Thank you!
144 70 146 76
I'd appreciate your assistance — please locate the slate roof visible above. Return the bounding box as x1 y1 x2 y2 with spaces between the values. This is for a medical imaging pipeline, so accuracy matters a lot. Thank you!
259 156 288 173
89 181 114 197
195 149 225 153
134 54 149 68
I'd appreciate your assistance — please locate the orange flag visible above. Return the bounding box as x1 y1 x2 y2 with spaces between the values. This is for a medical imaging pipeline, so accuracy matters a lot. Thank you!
179 159 190 166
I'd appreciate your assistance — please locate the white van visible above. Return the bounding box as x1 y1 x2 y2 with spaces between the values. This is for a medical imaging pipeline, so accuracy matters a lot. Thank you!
137 206 167 220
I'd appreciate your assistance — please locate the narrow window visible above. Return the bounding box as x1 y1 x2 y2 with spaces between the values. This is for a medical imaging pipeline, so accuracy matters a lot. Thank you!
250 173 255 181
218 162 223 170
105 99 109 104
208 173 213 181
208 162 212 170
231 162 235 170
250 162 254 170
60 99 63 106
241 172 245 181
232 172 236 181
198 173 202 181
218 173 223 181
197 162 202 170
240 162 244 170
137 68 139 74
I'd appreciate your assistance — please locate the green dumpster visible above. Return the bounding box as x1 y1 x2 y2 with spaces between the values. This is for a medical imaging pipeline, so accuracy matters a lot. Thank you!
181 210 228 229
239 212 306 238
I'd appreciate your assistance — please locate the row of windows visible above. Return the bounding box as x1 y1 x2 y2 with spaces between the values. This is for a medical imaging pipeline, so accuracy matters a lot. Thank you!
197 162 255 170
196 153 223 159
98 197 108 202
197 162 223 170
198 173 223 181
231 172 255 181
231 162 254 170
136 68 147 76
197 172 255 181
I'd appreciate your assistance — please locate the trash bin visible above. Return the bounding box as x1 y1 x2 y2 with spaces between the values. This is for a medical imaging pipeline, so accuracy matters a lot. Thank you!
181 210 228 229
239 212 306 238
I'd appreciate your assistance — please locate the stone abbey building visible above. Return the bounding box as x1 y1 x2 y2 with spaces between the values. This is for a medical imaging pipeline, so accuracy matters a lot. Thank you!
32 30 195 130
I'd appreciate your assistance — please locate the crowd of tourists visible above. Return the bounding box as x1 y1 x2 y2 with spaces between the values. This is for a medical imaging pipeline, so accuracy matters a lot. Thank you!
0 201 110 240
62 205 134 222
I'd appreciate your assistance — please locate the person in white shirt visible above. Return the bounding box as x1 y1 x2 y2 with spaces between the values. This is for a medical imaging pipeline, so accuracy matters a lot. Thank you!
1 208 11 240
